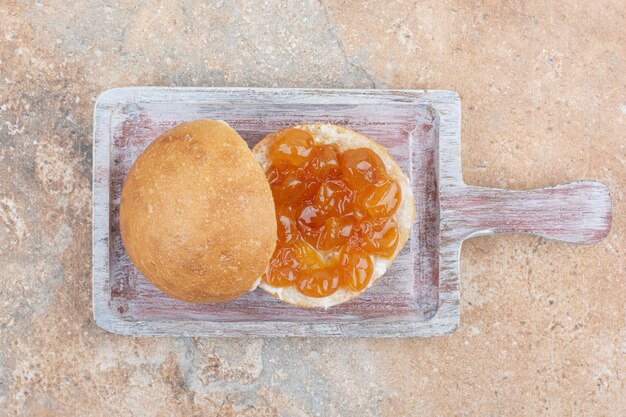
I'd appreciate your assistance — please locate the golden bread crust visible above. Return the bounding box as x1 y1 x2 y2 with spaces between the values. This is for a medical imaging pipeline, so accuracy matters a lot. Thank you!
120 119 277 303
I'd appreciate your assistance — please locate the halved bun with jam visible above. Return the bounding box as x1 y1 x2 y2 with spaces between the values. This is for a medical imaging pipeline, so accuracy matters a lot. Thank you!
120 120 277 303
253 123 415 308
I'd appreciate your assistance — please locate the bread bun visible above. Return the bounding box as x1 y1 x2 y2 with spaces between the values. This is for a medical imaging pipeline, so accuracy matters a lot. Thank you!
120 120 277 303
253 123 415 308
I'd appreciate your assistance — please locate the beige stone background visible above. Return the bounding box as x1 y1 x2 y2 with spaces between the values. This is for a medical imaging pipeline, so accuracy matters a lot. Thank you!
0 0 624 416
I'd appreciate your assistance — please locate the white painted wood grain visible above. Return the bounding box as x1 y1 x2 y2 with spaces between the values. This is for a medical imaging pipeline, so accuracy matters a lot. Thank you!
92 87 611 337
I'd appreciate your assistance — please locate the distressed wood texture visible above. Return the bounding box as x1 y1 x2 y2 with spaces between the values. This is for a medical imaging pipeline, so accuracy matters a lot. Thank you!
92 87 612 337
441 183 611 243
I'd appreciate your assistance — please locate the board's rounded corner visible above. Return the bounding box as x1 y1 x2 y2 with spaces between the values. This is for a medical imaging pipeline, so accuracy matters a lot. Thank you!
425 312 460 337
447 90 461 104
92 304 135 336
94 87 135 111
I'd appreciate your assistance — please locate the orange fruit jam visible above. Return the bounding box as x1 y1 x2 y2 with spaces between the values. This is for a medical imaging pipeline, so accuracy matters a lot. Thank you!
262 128 401 298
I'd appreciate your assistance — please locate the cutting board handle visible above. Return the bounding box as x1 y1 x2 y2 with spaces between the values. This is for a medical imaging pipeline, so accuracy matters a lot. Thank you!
444 181 612 244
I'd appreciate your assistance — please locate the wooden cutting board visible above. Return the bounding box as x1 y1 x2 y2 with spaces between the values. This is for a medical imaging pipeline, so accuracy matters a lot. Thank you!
92 87 612 337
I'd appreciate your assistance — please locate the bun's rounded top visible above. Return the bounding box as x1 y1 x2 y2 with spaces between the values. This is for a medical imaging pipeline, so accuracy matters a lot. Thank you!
120 119 277 303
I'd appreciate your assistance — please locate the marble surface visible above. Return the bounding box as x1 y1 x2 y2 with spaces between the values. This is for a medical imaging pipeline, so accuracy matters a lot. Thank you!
0 1 624 416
